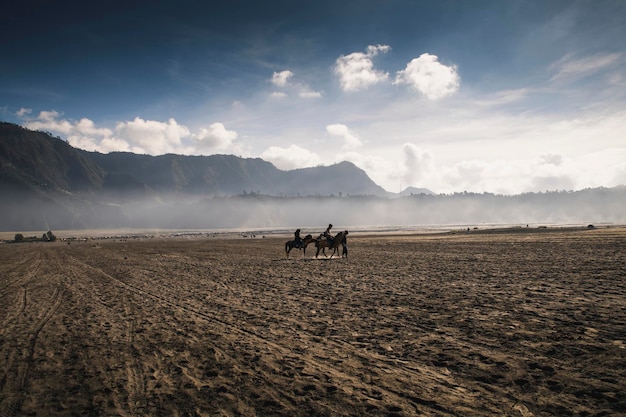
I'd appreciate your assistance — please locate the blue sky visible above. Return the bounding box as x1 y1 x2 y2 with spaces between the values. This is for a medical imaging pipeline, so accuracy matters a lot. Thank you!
2 0 625 194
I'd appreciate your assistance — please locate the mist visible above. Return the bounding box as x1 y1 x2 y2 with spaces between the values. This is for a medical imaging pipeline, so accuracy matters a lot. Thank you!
3 188 623 233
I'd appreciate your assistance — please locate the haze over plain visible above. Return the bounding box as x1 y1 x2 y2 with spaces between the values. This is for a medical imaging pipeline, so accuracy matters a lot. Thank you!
2 0 625 194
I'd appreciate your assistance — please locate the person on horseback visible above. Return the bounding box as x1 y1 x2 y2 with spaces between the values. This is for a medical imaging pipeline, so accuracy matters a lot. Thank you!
323 223 334 246
294 228 303 248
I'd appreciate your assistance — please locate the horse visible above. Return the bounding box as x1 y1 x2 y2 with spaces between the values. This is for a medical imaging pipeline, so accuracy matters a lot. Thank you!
285 234 314 257
315 230 348 258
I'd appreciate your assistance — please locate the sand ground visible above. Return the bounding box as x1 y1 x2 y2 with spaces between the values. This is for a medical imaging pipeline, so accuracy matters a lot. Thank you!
1 227 625 416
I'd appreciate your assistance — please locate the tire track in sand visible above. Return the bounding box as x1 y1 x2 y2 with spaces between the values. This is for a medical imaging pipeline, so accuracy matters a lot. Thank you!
67 254 464 416
0 286 27 330
0 252 41 298
123 293 148 415
0 285 64 417
58 251 149 416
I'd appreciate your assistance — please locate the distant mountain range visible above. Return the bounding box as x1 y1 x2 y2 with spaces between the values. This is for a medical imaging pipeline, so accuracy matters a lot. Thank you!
1 122 624 231
0 122 396 198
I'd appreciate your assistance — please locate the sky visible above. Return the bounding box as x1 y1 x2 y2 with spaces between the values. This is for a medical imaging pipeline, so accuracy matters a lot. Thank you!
1 0 625 195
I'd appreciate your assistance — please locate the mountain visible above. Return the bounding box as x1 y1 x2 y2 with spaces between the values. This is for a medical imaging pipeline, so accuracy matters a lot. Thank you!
0 123 105 193
0 122 389 230
2 122 624 232
0 122 387 199
398 186 435 196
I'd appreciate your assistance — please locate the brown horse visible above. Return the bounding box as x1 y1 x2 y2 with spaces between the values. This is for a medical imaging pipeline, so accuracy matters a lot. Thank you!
315 230 348 258
285 234 315 257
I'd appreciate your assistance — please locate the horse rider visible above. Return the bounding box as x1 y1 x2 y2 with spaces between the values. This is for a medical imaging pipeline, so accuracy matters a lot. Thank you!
294 228 303 248
323 223 334 245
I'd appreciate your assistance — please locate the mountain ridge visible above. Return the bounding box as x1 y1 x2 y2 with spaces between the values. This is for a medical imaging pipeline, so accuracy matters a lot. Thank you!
0 122 390 199
1 122 624 232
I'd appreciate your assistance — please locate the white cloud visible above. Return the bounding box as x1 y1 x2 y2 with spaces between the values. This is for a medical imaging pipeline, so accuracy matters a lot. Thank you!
394 53 460 99
327 106 626 194
335 150 398 187
271 70 293 87
334 44 391 92
18 110 243 156
24 110 74 134
474 89 530 108
115 117 190 155
550 52 622 81
70 135 131 153
299 89 322 99
326 123 362 149
16 108 31 117
23 111 121 152
269 70 322 99
61 118 116 152
261 144 321 170
75 118 113 137
97 137 133 153
397 143 436 187
345 144 441 193
193 122 238 152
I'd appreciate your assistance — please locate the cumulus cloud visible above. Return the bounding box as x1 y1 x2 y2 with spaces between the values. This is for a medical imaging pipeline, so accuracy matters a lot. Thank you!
334 44 391 92
334 150 394 186
326 124 362 149
115 117 190 155
271 70 293 87
23 110 118 152
399 143 436 185
394 53 460 99
73 135 131 153
269 70 322 99
24 110 75 135
193 122 238 152
74 118 113 137
261 144 322 170
19 111 245 156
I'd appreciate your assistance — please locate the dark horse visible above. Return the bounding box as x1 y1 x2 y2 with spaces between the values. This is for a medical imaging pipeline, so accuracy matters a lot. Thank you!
315 230 348 258
285 234 315 257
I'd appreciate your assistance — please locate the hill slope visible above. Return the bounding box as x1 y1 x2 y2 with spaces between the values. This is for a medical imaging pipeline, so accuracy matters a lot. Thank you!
0 122 387 199
0 122 388 230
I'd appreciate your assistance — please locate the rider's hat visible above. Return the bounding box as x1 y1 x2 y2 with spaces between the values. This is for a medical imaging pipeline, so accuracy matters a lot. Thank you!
328 223 333 228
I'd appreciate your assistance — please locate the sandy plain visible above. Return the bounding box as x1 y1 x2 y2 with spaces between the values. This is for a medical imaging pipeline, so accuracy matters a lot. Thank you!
0 226 625 416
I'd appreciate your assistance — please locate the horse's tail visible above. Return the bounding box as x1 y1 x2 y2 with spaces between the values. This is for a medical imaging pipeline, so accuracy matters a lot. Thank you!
285 241 290 255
